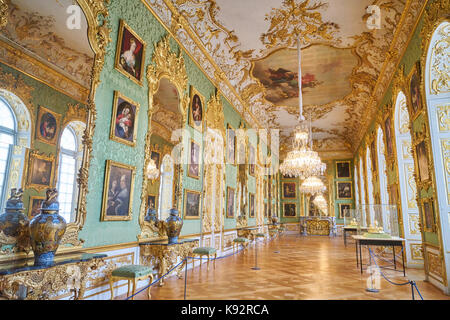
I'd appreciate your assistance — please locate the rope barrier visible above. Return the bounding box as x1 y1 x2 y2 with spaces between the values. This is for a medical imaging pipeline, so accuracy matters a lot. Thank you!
367 248 424 300
123 235 272 300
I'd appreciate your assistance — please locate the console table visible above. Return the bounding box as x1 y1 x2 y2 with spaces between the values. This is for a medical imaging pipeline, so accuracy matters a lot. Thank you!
0 252 107 300
343 226 368 247
300 217 336 236
237 227 258 241
352 235 406 276
139 239 198 286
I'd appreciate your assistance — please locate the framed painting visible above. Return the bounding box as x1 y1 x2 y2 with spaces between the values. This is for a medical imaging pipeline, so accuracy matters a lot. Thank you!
147 194 157 211
384 115 394 157
249 144 255 176
189 87 204 132
114 19 146 85
36 106 61 145
415 140 430 182
283 202 296 217
408 62 423 117
249 193 255 218
226 187 235 218
264 202 268 218
109 91 140 146
282 182 296 199
188 140 200 179
226 124 236 165
336 181 352 199
336 161 351 178
101 160 136 221
421 198 435 232
26 150 55 192
150 151 161 170
28 196 45 218
338 203 352 219
184 190 201 219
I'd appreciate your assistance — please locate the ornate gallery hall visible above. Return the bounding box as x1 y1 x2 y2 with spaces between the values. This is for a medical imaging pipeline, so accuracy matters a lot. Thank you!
0 0 449 303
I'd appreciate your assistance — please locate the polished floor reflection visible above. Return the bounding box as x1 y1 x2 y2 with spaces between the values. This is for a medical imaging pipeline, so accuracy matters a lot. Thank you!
121 234 450 300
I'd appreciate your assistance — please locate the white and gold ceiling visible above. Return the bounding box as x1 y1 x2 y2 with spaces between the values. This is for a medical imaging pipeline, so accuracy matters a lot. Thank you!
0 0 428 160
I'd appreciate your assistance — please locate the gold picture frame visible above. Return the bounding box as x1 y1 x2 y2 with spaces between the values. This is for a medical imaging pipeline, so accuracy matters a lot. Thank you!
283 202 297 217
226 186 235 218
249 144 256 176
109 91 140 147
407 61 424 119
114 19 146 86
226 123 236 165
421 198 436 233
249 193 255 218
28 196 45 218
35 106 61 146
187 139 200 179
183 189 201 219
189 86 205 132
146 193 158 212
336 161 351 179
25 150 55 192
282 182 296 199
336 181 352 199
101 160 136 221
338 203 352 219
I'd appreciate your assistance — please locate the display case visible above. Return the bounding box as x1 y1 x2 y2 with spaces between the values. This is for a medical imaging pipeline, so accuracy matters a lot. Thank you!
354 205 399 238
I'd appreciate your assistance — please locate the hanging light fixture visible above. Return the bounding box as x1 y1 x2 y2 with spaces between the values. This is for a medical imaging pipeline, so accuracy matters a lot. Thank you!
280 36 326 179
146 158 160 180
299 176 326 195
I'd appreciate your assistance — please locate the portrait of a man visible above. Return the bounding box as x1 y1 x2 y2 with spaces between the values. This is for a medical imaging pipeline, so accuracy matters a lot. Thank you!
184 190 200 219
336 161 351 178
283 203 296 217
189 88 204 131
337 182 352 199
282 182 296 199
102 160 135 221
188 140 200 178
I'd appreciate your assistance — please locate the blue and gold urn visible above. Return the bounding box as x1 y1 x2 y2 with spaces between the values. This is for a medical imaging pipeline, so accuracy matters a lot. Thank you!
0 189 29 243
165 208 183 244
29 188 67 266
144 208 158 224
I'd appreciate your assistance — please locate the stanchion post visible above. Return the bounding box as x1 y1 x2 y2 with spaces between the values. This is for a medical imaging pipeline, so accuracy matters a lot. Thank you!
411 281 415 300
251 238 260 270
184 258 188 300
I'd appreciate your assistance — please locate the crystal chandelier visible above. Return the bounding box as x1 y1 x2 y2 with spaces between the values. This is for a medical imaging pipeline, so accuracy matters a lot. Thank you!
313 194 328 215
279 37 326 179
146 158 160 180
299 176 326 195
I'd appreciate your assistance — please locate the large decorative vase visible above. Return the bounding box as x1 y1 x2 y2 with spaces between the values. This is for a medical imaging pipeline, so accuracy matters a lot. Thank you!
271 216 279 225
0 189 29 244
165 208 183 244
29 189 67 267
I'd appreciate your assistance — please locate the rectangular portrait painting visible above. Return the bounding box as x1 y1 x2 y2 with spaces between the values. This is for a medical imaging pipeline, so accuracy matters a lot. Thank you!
416 140 430 182
189 87 204 132
101 160 136 221
114 20 146 85
339 203 351 219
28 196 45 218
336 161 351 178
227 124 236 165
283 203 296 217
26 151 55 191
188 140 200 179
282 182 296 199
184 190 201 219
336 181 352 199
110 91 140 146
147 194 157 211
226 187 235 218
249 193 255 218
408 62 423 116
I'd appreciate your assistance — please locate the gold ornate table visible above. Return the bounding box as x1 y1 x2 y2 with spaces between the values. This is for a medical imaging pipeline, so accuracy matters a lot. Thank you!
139 239 198 286
0 252 107 300
237 227 258 241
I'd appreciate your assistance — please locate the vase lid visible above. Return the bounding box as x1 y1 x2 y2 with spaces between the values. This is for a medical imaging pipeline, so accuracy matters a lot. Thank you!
5 188 24 212
40 188 60 211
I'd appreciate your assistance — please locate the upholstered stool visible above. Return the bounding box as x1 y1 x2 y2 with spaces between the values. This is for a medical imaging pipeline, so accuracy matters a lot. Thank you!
255 233 266 241
192 247 217 270
233 237 250 253
268 228 278 239
109 265 154 300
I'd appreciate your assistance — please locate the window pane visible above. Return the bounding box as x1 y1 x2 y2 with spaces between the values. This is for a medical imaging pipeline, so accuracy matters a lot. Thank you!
0 100 15 130
60 127 77 151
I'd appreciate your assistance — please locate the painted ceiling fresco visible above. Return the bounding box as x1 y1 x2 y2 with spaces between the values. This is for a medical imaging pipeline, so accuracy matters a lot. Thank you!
149 0 425 160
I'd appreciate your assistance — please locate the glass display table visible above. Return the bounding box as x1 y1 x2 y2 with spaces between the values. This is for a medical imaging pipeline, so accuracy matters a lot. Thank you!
0 252 107 300
139 238 199 286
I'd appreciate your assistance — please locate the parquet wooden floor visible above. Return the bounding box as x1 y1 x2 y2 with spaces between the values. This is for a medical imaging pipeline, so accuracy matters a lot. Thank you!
119 234 450 300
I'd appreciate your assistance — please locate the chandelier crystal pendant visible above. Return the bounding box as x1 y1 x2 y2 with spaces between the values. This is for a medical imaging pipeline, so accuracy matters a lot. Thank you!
279 36 326 179
299 176 326 195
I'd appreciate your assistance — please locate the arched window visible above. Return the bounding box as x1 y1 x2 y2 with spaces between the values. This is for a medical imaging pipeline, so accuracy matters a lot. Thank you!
0 98 17 208
377 126 389 206
158 154 174 221
57 122 85 223
394 90 421 267
366 145 375 225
